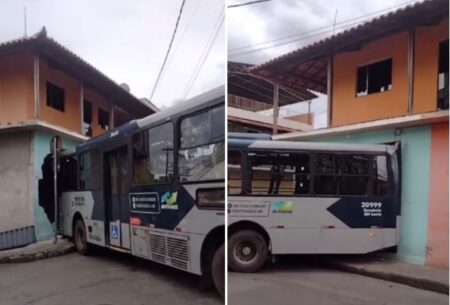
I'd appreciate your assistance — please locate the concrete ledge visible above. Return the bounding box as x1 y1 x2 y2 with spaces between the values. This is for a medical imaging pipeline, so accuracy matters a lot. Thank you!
316 254 449 295
0 237 75 264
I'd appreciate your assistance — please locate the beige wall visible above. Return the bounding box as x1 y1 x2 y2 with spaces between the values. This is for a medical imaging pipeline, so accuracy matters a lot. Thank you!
0 132 34 232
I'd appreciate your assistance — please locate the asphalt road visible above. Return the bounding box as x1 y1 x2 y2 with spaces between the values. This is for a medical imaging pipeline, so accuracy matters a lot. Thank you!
228 258 448 305
0 251 222 305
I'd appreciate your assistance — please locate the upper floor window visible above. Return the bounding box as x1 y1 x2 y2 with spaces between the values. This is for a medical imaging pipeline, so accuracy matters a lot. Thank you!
83 100 93 137
98 108 110 130
438 40 449 110
356 59 392 97
46 82 65 112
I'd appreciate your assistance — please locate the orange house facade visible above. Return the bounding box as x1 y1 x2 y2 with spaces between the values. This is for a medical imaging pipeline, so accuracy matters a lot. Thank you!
0 29 157 249
252 0 448 269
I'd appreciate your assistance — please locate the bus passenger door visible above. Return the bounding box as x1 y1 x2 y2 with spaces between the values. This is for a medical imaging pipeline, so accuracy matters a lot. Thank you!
104 147 130 249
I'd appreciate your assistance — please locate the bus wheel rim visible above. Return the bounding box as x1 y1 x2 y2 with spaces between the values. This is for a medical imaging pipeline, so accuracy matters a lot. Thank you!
234 241 257 264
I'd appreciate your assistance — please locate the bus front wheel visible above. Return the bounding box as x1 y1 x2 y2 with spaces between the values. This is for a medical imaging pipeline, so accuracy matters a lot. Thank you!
211 243 224 297
228 230 267 273
74 219 90 255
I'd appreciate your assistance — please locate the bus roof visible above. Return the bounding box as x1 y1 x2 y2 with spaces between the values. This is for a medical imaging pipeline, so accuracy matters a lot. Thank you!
76 85 224 153
228 132 272 140
136 85 224 129
229 138 392 153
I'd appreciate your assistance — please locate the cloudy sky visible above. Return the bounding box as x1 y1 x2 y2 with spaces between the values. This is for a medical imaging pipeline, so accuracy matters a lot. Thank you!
0 0 224 108
227 0 420 128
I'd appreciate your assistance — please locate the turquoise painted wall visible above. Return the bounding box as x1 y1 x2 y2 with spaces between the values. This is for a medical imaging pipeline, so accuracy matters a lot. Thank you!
309 125 431 265
33 131 79 241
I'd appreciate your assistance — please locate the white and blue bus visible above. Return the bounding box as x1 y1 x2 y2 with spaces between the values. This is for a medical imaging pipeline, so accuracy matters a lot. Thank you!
51 87 225 294
227 133 400 272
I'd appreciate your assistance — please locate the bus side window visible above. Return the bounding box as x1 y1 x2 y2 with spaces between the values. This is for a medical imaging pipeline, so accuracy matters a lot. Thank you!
314 154 338 195
60 156 77 191
79 150 101 190
373 155 388 196
228 150 242 195
132 123 174 185
339 155 370 196
179 105 225 182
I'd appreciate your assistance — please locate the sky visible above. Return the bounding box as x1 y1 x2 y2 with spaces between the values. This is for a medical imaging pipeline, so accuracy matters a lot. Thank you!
227 0 421 128
0 0 225 109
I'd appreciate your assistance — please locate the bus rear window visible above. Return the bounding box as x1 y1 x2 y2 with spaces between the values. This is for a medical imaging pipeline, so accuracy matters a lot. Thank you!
179 105 225 182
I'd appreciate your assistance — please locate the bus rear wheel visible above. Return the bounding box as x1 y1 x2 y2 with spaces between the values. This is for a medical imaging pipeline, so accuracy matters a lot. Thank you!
74 219 90 255
228 230 267 273
211 243 224 297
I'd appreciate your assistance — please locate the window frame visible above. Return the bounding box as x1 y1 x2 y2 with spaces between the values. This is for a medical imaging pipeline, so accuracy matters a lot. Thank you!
83 99 93 137
131 121 175 186
46 81 65 112
241 149 313 197
98 108 110 130
177 104 225 184
355 58 393 98
238 150 390 198
78 149 101 191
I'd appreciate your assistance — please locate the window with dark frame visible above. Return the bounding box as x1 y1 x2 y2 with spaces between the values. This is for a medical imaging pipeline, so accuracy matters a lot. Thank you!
228 150 243 195
178 105 225 182
46 82 65 112
339 155 370 196
373 155 389 196
79 150 101 190
83 100 93 137
438 40 449 110
132 122 174 185
98 108 110 130
356 59 392 97
247 152 310 195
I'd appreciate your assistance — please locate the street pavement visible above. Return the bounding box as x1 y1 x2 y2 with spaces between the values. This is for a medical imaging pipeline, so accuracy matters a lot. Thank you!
228 257 448 305
0 251 222 305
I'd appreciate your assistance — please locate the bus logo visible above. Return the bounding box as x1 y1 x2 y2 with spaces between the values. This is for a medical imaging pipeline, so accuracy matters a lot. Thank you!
272 201 293 214
161 192 178 210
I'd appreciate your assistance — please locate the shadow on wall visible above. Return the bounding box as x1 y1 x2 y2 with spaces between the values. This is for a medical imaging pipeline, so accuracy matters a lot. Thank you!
38 154 55 224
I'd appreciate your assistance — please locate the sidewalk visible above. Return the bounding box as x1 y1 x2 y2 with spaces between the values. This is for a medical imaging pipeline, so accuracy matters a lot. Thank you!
0 236 74 263
316 253 449 295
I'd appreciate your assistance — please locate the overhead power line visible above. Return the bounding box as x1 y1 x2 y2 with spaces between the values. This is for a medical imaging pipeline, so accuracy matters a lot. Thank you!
182 7 224 98
228 0 271 8
160 0 205 82
150 0 186 101
229 0 419 57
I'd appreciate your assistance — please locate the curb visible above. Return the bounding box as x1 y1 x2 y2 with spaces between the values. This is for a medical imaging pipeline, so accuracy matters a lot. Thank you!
0 243 75 264
324 262 449 295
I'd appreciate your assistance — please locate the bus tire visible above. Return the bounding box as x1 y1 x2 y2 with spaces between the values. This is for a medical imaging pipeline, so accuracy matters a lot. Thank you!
211 243 224 297
74 219 90 255
228 230 267 273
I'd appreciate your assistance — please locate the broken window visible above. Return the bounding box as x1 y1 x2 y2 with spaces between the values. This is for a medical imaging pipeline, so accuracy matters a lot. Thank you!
356 59 392 97
46 82 65 112
98 108 110 130
438 40 449 110
83 100 92 137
